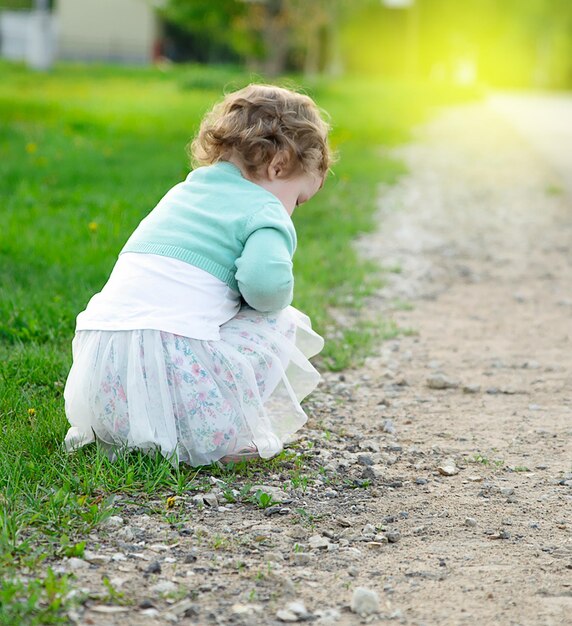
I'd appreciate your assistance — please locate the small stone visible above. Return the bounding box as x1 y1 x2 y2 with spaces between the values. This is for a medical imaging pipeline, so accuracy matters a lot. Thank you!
203 492 218 507
426 373 458 390
465 517 477 527
250 485 289 503
264 505 283 517
104 515 124 529
276 601 310 622
89 605 131 614
150 580 178 595
170 599 198 617
116 526 135 542
362 524 376 536
292 552 311 565
462 384 481 394
385 530 401 543
528 404 542 411
382 419 396 434
415 477 428 485
140 608 160 617
357 454 374 466
231 604 255 616
315 608 341 624
437 460 459 476
109 577 127 589
83 550 111 565
309 535 330 550
66 557 89 571
145 561 162 574
184 552 197 564
500 487 515 496
139 599 155 609
350 587 380 616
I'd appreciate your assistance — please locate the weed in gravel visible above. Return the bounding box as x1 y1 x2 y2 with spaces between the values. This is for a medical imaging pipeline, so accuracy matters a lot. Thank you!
472 453 504 467
0 568 76 626
251 490 277 509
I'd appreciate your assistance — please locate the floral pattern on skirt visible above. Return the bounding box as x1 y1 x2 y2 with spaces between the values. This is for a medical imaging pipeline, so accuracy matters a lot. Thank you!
64 306 324 466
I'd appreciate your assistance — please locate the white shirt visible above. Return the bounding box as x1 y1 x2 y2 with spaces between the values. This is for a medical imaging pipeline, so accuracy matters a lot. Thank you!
76 253 241 340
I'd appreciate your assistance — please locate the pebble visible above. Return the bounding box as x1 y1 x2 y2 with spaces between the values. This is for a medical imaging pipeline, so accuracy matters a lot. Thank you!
382 419 396 434
145 561 162 574
139 599 155 609
465 517 477 527
150 580 178 595
66 557 89 571
309 535 330 550
385 530 401 543
426 373 459 390
203 492 219 507
357 454 374 466
292 552 311 565
109 576 127 589
89 605 131 614
83 550 111 565
231 604 259 616
315 608 341 624
437 460 459 476
116 526 135 542
276 601 310 623
169 599 199 617
463 384 481 394
263 505 283 517
250 485 289 503
350 587 380 616
104 515 124 529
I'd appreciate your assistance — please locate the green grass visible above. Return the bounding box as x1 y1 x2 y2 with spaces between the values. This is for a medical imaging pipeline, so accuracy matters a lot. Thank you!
0 60 476 622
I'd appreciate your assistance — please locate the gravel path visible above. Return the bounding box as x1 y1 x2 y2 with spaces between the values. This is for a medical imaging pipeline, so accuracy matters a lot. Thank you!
58 97 572 626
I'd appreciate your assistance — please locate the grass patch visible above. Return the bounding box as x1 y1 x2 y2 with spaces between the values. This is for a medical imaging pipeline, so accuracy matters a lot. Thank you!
0 60 476 621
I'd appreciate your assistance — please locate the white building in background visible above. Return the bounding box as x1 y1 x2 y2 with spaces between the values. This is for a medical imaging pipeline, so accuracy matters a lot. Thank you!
0 0 162 67
56 0 160 64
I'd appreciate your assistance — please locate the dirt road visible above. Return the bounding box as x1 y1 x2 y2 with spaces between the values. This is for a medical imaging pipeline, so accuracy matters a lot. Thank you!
62 97 572 626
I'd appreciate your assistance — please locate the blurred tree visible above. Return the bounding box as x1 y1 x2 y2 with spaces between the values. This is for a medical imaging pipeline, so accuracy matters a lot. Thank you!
162 0 369 76
0 0 33 7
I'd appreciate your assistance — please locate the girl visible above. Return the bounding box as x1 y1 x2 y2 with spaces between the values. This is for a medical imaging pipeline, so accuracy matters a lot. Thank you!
64 84 332 467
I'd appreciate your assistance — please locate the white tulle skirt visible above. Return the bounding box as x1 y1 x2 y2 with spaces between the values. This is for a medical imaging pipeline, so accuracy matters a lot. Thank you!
64 306 323 466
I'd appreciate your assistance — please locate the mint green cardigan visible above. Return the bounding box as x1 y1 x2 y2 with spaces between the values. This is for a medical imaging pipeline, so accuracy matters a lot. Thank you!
121 161 297 312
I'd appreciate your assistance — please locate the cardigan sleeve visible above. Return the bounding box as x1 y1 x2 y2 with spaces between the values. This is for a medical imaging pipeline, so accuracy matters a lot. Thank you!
235 203 297 312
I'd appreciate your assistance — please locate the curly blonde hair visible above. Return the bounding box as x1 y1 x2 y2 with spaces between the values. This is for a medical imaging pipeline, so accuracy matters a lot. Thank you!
190 84 333 179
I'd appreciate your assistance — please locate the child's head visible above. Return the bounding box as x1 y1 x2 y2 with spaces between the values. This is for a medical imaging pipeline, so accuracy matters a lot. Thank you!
191 84 333 182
